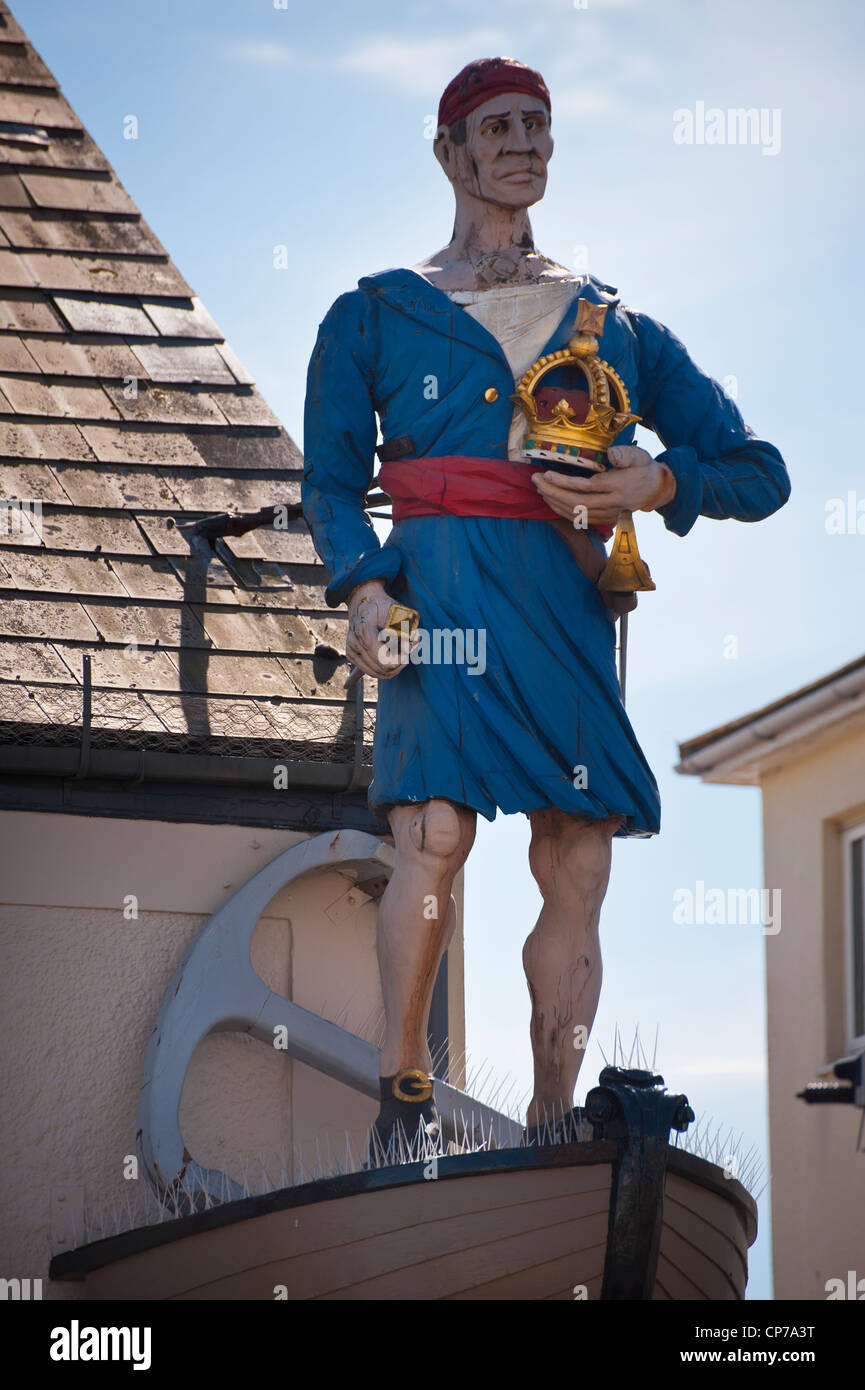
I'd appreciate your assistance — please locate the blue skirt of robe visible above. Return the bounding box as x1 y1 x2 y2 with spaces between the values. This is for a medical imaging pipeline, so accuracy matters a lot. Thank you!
368 514 660 837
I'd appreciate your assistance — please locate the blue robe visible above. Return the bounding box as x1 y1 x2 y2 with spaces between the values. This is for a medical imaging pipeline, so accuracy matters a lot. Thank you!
302 269 790 835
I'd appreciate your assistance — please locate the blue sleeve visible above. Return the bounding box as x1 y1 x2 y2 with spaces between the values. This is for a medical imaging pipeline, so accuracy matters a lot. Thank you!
626 309 790 537
302 290 402 608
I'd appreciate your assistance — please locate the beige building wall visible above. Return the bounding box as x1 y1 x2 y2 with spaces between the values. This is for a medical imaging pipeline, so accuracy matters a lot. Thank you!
0 809 465 1300
760 732 865 1300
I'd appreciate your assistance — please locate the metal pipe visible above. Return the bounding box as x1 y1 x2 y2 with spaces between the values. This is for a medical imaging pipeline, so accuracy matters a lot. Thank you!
618 612 628 705
343 671 367 794
71 654 92 781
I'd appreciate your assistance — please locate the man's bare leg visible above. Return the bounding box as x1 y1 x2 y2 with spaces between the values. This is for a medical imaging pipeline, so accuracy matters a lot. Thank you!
377 798 476 1077
523 808 624 1128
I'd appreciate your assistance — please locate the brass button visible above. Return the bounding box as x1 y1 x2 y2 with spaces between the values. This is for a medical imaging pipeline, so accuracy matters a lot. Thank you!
484 387 499 403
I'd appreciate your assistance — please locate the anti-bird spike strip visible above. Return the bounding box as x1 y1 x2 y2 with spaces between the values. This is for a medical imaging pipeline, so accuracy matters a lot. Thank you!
82 1039 770 1243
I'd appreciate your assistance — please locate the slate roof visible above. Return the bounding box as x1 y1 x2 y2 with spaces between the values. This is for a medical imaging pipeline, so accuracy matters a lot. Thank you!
0 2 371 775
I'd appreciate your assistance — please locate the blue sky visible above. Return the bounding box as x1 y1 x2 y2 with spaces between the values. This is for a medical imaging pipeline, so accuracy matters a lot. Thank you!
18 0 865 1297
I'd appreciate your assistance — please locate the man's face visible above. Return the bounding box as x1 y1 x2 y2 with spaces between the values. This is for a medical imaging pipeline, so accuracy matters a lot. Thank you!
438 91 553 209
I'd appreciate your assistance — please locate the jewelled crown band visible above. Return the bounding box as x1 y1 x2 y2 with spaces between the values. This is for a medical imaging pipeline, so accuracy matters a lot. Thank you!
510 298 640 466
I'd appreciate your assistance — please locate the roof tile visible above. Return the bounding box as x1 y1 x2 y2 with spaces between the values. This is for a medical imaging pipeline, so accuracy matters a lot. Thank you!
138 297 221 339
0 134 51 166
102 382 227 427
0 246 37 286
51 295 159 335
0 549 126 594
0 210 165 255
277 654 348 701
214 342 254 385
0 637 71 682
129 341 236 385
252 567 335 611
110 555 185 600
0 419 95 458
134 514 196 555
192 429 302 472
0 289 66 331
0 332 39 371
77 424 208 466
0 680 51 722
37 508 152 555
0 374 121 420
47 463 180 509
164 470 298 512
22 335 142 378
0 9 31 42
0 371 54 414
196 606 317 655
22 251 191 297
0 49 53 87
161 650 302 699
20 172 136 214
82 601 209 648
202 563 308 610
38 138 113 175
0 459 72 502
239 524 319 564
0 88 81 130
0 171 30 206
0 597 100 641
209 390 280 428
162 552 239 597
52 642 182 690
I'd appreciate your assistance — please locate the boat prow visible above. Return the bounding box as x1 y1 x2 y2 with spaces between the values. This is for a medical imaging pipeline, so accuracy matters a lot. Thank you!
50 1134 756 1301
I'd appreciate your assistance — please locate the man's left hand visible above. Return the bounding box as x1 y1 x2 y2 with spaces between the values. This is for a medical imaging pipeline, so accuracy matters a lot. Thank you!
531 444 676 525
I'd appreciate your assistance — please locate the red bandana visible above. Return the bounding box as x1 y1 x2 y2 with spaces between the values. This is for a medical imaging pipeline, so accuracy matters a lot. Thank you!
437 57 550 130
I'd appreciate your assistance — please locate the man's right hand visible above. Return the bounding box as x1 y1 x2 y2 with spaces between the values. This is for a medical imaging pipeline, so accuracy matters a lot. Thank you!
346 581 412 680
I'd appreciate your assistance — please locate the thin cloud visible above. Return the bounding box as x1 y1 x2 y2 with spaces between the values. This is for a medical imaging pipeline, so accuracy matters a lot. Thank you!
552 87 619 120
224 25 649 115
449 0 638 9
226 40 298 68
333 31 512 92
226 30 513 95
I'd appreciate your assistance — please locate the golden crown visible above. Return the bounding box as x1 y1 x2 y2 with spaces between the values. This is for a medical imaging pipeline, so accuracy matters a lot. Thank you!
511 299 640 469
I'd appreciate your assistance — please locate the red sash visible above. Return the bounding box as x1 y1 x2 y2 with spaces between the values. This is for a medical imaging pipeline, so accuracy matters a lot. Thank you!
377 456 613 539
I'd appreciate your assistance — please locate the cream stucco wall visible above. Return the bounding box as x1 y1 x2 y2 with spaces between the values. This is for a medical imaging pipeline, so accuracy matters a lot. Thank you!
0 809 465 1300
760 733 865 1300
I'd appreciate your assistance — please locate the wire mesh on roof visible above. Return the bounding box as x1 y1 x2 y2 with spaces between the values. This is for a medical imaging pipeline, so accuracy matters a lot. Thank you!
0 680 376 763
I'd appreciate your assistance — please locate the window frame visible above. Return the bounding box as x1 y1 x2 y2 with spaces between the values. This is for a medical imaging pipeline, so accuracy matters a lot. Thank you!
841 819 865 1050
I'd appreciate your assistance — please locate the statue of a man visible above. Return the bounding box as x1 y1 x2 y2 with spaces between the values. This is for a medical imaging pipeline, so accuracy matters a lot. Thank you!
302 57 789 1149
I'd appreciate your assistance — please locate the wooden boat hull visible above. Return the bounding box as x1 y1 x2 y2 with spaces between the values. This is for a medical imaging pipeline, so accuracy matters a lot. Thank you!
51 1141 757 1301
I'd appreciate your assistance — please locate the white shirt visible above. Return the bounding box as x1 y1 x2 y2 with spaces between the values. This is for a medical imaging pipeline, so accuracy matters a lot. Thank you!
448 277 582 459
